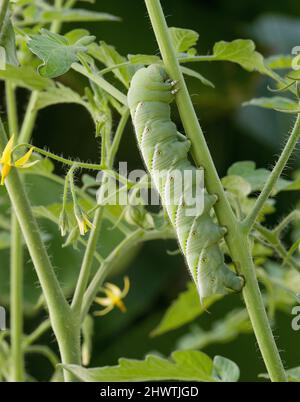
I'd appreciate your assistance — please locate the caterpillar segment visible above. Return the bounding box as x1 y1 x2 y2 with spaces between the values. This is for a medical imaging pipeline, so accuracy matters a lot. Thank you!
128 64 244 300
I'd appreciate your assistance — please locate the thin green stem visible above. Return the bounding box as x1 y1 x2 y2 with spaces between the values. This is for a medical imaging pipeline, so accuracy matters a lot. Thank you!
6 81 25 382
244 114 300 231
15 143 102 170
14 143 134 186
18 91 39 144
255 223 300 271
274 210 300 237
25 346 59 368
49 0 64 35
71 207 105 314
0 120 80 381
144 0 286 382
108 108 130 166
22 320 51 348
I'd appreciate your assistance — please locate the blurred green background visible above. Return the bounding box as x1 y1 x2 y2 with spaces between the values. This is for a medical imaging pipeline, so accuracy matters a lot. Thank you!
2 0 300 382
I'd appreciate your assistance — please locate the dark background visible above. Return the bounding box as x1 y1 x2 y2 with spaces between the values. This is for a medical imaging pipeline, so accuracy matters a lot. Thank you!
7 0 300 381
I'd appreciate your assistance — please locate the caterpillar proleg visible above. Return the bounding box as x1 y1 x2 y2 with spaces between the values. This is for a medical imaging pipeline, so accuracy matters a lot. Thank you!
128 64 244 300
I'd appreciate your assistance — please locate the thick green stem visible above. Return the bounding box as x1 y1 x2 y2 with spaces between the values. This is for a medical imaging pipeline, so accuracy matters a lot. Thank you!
0 121 81 381
10 215 24 382
6 81 25 382
144 0 286 382
244 114 300 231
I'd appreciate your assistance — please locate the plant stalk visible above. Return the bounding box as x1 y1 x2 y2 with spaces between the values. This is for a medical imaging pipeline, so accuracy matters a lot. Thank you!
144 0 287 382
0 120 81 381
244 114 300 231
6 81 25 382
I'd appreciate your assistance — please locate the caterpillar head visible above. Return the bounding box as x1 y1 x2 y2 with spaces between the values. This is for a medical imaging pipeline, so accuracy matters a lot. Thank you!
128 64 174 110
146 64 168 83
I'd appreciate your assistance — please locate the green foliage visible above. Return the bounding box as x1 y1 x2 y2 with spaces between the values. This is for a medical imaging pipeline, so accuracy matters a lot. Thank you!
177 309 251 350
27 29 95 78
151 282 221 336
0 65 52 90
169 27 199 54
1 0 300 384
63 350 239 382
244 97 300 112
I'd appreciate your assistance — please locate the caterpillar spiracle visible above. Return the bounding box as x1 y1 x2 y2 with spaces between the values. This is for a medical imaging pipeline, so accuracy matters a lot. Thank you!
127 64 244 300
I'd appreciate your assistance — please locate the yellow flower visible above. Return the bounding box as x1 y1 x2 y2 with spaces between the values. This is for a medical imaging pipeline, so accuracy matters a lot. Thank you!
94 276 130 316
73 204 94 235
0 136 37 185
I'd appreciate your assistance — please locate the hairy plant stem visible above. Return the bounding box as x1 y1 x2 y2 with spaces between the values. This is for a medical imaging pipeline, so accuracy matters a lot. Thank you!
144 0 286 382
244 114 300 231
73 109 130 317
5 81 25 382
19 91 39 144
0 120 80 381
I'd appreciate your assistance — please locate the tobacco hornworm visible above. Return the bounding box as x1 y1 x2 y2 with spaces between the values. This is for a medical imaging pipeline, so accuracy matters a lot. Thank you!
128 64 244 300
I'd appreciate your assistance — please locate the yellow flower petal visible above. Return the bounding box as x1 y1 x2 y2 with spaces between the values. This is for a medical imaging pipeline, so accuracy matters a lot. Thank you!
105 282 122 296
0 135 14 165
94 297 112 306
121 276 130 298
15 147 34 167
0 164 12 185
93 305 114 316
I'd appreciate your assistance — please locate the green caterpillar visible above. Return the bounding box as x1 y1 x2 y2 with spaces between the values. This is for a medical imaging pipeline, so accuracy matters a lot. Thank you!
128 64 244 300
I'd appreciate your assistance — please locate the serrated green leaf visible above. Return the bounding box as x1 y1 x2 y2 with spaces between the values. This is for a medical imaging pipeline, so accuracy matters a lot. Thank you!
212 40 267 73
151 282 221 337
244 96 299 112
212 356 240 382
63 350 215 382
180 65 214 88
169 27 199 54
182 39 268 74
0 64 52 89
27 29 95 78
